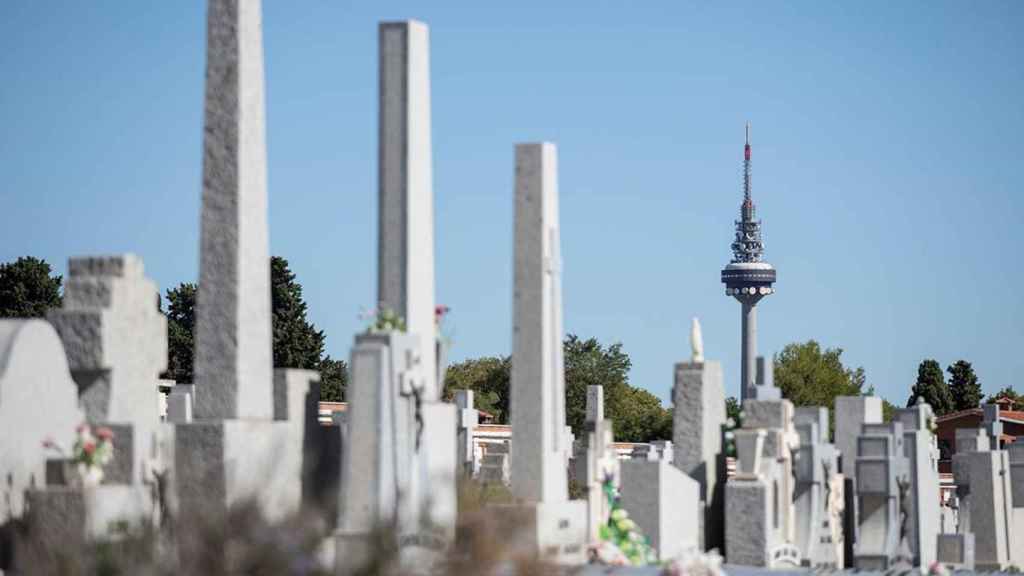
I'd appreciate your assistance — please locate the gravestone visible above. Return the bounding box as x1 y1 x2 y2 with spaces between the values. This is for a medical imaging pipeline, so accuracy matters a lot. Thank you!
174 0 306 525
952 426 1013 571
835 396 883 483
853 421 907 570
479 441 510 485
48 255 167 487
193 0 273 421
726 398 801 567
455 390 479 476
620 460 701 561
1008 442 1024 569
895 402 940 568
336 21 457 572
792 406 843 567
672 360 725 551
574 385 619 542
0 320 84 524
377 19 437 402
503 142 586 563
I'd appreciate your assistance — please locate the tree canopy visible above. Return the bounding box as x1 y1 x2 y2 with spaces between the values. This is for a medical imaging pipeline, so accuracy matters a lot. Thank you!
162 256 348 400
989 386 1021 410
774 340 869 418
947 360 982 412
0 256 62 318
443 335 671 443
907 359 954 415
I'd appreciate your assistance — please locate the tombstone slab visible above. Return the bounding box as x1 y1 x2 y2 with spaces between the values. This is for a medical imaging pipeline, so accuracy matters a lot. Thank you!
0 320 84 523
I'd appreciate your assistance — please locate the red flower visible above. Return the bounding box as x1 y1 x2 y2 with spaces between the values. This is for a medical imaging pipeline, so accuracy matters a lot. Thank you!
41 438 56 449
434 305 450 318
96 427 114 441
83 442 96 455
76 424 87 434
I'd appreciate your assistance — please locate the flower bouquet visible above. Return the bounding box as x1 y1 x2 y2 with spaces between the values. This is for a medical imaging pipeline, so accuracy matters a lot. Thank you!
43 423 115 488
588 474 658 566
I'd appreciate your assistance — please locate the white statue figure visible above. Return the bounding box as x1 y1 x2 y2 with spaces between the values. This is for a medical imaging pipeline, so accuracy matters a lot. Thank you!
690 317 704 363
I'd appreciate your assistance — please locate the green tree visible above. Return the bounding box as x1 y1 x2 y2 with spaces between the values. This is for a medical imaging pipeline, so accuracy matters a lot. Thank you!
907 359 954 415
271 256 325 370
443 335 672 442
163 283 196 384
774 341 868 421
161 257 348 396
989 386 1021 410
0 256 63 318
947 360 982 412
319 355 348 402
443 356 511 422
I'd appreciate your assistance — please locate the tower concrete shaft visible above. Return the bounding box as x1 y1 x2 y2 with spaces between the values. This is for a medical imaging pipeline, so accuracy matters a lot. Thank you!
721 123 775 401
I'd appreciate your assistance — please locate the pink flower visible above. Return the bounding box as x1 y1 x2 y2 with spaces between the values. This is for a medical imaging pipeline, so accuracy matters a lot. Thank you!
76 424 87 434
96 427 114 441
83 442 96 455
41 437 56 449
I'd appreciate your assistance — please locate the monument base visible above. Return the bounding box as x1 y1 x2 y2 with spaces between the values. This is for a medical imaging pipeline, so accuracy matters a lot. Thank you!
174 419 300 522
494 500 587 564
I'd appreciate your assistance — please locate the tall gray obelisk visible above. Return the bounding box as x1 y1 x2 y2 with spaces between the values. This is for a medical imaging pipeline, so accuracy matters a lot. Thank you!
377 20 438 401
194 0 273 420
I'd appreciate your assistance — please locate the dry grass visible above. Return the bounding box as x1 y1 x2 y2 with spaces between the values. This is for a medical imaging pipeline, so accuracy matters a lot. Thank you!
5 477 566 576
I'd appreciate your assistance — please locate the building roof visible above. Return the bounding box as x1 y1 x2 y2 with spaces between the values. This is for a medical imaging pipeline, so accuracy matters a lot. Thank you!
934 407 1024 425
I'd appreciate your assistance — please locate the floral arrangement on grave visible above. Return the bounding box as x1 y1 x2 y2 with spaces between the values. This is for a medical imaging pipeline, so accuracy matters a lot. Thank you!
660 547 725 576
589 473 658 566
361 305 406 333
42 424 115 488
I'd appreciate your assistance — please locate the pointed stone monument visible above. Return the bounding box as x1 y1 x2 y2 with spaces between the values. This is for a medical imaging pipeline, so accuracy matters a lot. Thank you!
174 0 305 523
503 142 586 563
335 21 457 572
193 0 273 421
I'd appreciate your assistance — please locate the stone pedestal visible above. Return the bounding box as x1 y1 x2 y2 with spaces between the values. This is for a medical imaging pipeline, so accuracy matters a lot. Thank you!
672 360 725 551
494 501 588 564
620 460 700 562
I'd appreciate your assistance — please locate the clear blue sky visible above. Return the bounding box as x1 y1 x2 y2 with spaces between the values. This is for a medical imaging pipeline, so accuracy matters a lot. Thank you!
2 2 1021 407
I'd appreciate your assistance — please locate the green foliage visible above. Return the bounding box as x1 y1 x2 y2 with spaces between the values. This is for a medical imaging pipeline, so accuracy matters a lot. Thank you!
881 398 898 422
443 356 511 423
318 356 348 402
947 360 982 411
163 283 196 384
596 476 658 565
989 386 1021 410
270 256 325 370
907 359 954 415
725 397 741 423
774 341 868 425
443 335 671 442
0 256 62 318
161 257 348 395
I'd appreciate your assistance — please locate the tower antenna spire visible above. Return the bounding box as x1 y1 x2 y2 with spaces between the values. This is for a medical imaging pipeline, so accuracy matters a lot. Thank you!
743 122 752 203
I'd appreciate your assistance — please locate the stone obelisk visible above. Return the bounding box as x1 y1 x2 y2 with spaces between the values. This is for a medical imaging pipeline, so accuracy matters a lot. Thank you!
193 0 274 420
378 20 438 401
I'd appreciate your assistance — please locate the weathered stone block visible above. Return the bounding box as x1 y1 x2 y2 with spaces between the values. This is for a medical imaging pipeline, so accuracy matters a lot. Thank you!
620 460 700 561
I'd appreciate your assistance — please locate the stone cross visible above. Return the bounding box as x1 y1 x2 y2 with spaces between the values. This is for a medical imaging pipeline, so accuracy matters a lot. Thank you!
455 389 478 476
505 142 586 563
511 142 569 504
852 421 908 570
193 0 274 420
793 406 842 567
895 402 940 568
49 255 167 485
378 20 438 402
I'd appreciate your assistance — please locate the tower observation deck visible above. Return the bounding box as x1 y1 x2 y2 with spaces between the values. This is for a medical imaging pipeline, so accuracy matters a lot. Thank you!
721 124 776 400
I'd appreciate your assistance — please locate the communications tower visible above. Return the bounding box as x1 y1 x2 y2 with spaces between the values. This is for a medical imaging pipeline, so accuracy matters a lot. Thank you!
721 124 776 400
